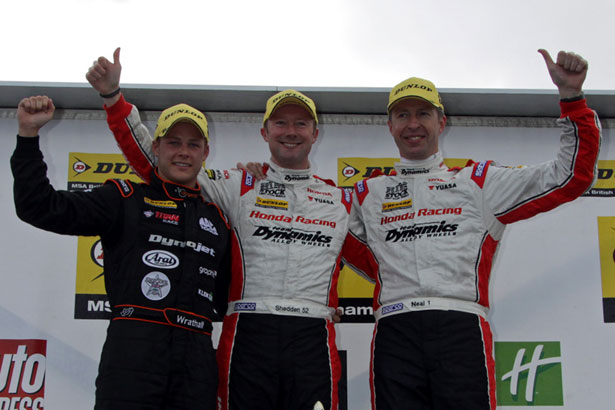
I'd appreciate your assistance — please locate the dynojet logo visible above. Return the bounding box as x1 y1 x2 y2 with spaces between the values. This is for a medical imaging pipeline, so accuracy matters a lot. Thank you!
0 340 46 410
495 341 563 406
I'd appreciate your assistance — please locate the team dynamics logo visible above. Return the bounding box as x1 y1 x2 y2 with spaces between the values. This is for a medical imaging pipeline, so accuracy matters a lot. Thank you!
385 221 458 242
495 342 563 406
253 226 332 247
141 272 171 301
0 340 46 410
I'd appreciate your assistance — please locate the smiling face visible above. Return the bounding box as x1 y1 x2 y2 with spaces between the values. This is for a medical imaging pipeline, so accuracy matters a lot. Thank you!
260 104 319 170
153 121 209 187
387 98 447 160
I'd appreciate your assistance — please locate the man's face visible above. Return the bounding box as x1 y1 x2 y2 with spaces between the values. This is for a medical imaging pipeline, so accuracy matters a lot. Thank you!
260 104 319 170
388 98 447 160
153 121 209 187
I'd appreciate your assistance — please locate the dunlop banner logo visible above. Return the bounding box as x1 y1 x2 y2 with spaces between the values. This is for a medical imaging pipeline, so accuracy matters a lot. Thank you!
597 217 615 322
337 158 470 188
583 160 615 197
69 153 143 320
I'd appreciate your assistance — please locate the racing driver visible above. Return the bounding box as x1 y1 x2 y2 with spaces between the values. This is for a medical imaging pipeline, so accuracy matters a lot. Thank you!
344 49 602 409
11 95 230 410
85 48 368 410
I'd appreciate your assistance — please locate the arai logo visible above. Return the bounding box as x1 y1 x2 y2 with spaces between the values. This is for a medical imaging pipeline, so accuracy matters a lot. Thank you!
142 250 179 269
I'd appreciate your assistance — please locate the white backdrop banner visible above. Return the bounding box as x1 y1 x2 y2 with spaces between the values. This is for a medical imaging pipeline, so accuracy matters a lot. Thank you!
1 109 613 409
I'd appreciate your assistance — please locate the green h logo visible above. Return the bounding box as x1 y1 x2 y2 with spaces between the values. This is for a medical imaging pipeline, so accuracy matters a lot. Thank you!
495 342 563 406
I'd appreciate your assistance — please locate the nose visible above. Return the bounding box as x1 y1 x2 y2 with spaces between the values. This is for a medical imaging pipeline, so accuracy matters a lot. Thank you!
177 142 190 156
406 114 420 129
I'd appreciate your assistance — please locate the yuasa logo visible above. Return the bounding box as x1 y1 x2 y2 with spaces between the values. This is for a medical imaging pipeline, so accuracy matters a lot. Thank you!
0 340 46 410
495 342 563 406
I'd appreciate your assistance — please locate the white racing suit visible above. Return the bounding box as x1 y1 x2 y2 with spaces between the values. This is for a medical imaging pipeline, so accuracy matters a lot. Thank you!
343 98 602 410
106 95 358 410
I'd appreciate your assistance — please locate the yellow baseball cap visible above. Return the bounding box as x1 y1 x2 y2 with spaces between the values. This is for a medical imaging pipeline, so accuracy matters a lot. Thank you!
388 77 444 114
263 89 318 126
154 103 209 143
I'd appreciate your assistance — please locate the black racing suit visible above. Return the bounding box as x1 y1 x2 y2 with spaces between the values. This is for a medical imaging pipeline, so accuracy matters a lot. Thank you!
11 136 230 410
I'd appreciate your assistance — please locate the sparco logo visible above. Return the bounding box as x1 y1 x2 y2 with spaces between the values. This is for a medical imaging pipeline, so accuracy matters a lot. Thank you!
385 221 458 242
148 234 215 256
234 303 257 311
284 174 310 182
253 226 332 246
381 303 403 315
474 161 487 177
0 340 46 410
259 182 286 197
385 182 409 199
142 250 180 269
401 168 429 175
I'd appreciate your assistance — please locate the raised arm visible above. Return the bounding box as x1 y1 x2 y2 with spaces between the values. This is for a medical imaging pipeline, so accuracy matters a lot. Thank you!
538 49 587 99
86 48 157 182
12 97 122 236
481 49 601 225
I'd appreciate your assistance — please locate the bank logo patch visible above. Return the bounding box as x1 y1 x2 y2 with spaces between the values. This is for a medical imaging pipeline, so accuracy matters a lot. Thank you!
142 250 179 269
495 341 563 406
199 217 219 236
0 339 46 409
141 272 171 301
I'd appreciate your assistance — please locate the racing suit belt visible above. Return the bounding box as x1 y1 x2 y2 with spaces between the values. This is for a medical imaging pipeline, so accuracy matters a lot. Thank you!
228 298 335 320
374 297 488 321
112 304 213 334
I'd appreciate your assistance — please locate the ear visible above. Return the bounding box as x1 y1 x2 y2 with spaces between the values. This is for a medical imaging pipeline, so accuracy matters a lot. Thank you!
438 115 447 135
260 127 268 142
312 127 319 143
152 139 161 157
202 143 210 161
387 119 393 135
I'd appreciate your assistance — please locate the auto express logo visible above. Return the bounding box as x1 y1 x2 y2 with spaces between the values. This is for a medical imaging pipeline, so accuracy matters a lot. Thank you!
495 342 563 406
0 340 46 409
